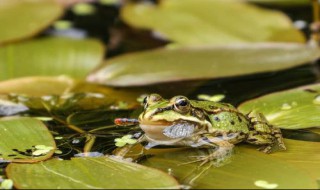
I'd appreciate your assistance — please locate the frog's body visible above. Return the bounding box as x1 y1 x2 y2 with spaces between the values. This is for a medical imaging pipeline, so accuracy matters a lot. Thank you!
135 94 286 163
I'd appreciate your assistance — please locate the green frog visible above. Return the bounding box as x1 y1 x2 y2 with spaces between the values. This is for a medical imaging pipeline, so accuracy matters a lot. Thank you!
117 94 286 164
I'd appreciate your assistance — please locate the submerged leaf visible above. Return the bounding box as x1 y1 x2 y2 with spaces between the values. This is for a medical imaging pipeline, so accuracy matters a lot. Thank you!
121 0 305 46
0 0 63 44
88 43 320 86
6 157 179 189
238 83 320 129
0 117 55 163
0 37 105 80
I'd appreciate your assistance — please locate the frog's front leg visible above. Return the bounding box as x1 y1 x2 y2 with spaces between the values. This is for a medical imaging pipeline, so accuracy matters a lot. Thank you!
189 134 235 166
246 112 286 153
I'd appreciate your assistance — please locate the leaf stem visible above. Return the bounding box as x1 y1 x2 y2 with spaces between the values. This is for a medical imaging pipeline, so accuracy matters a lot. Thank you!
84 134 96 153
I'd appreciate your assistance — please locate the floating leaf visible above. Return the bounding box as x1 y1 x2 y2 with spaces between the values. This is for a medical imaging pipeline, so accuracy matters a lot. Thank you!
88 43 320 86
0 37 105 81
141 139 318 189
0 0 63 44
197 94 225 102
121 0 305 46
0 76 74 97
0 117 55 163
6 157 180 189
71 3 96 15
238 83 320 129
0 179 13 190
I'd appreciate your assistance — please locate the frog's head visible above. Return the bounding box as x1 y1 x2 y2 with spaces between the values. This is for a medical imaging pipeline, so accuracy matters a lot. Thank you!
138 94 211 141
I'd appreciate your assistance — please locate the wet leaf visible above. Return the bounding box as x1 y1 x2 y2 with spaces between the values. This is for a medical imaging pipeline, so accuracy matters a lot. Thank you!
6 157 180 189
0 37 105 81
0 0 63 44
87 43 320 86
121 0 305 46
238 83 320 129
141 139 318 189
0 117 55 163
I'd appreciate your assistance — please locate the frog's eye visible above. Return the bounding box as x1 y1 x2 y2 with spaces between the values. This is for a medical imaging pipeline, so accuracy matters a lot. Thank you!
148 94 163 104
174 96 190 113
143 94 163 109
142 96 148 109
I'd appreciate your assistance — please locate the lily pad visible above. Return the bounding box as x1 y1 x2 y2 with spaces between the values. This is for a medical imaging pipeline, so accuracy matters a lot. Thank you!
6 157 180 189
121 0 305 46
87 43 320 86
0 76 75 97
0 0 63 44
0 37 105 81
238 83 320 129
141 139 318 189
0 117 55 163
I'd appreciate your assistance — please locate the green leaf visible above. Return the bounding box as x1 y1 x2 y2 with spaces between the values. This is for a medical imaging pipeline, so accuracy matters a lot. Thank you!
0 0 63 44
6 157 180 189
238 83 320 129
87 43 320 86
0 37 105 81
121 0 305 46
0 117 55 163
140 139 319 189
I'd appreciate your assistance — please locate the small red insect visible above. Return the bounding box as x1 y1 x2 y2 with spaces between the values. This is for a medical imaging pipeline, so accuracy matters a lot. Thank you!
114 118 139 126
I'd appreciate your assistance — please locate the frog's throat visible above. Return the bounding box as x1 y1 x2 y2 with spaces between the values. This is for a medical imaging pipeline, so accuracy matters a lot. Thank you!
139 120 212 141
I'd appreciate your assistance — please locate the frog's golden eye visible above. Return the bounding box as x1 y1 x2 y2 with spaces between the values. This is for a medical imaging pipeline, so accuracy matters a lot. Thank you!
174 96 190 113
143 94 163 109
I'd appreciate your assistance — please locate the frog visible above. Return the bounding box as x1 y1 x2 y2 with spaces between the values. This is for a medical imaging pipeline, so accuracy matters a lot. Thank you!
116 94 286 164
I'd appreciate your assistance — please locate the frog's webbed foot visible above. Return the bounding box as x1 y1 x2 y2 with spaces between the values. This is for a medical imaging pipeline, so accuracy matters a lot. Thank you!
257 144 273 153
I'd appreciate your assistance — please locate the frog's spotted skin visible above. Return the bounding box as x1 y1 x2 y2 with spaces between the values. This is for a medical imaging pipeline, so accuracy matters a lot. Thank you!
137 94 286 164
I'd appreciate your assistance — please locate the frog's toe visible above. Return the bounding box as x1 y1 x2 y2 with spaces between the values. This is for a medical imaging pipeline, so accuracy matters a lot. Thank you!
257 145 273 153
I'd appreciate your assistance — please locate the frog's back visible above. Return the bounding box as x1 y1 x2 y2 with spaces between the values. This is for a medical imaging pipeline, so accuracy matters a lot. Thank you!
190 100 237 112
191 100 250 133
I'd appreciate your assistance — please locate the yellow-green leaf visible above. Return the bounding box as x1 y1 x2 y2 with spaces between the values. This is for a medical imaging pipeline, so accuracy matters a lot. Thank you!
121 0 305 46
141 139 319 189
0 117 55 163
238 83 320 129
6 157 180 189
0 0 63 44
0 76 74 97
0 37 105 80
88 43 320 86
